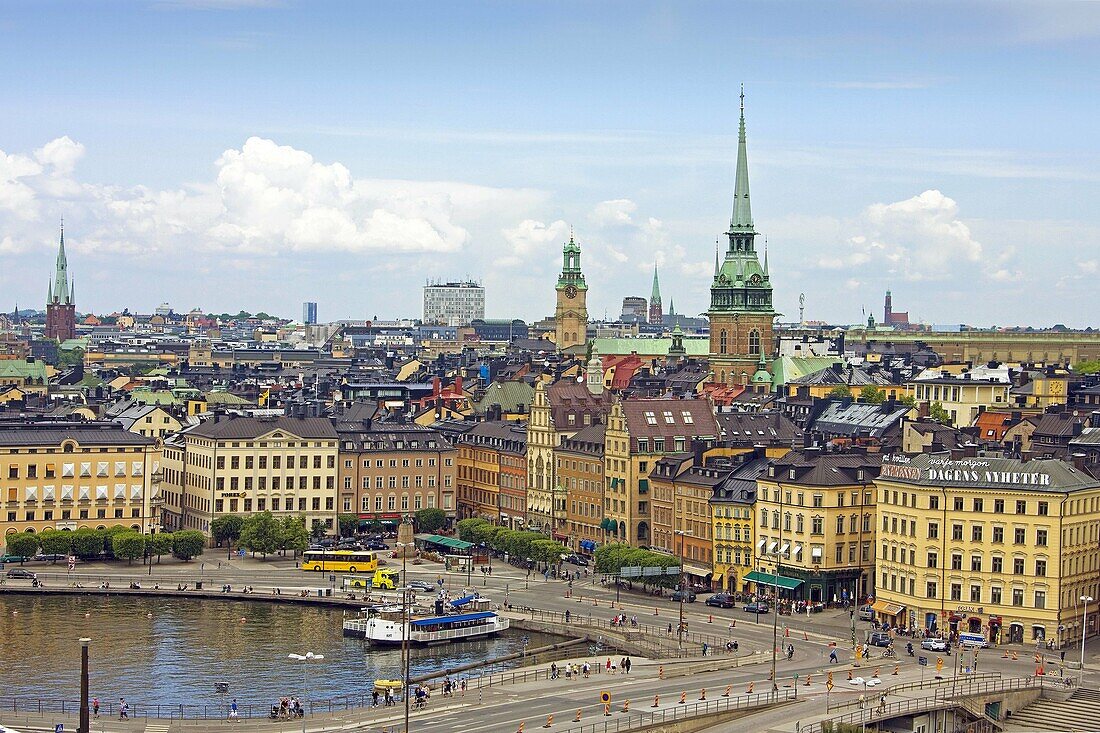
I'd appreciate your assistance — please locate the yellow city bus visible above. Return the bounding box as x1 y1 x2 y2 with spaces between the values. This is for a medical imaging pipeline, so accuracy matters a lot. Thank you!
301 550 378 573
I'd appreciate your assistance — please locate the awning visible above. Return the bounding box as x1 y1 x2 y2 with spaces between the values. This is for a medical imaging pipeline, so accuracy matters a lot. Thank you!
579 539 597 551
744 570 803 590
871 600 905 616
682 562 711 578
712 574 724 584
414 533 474 551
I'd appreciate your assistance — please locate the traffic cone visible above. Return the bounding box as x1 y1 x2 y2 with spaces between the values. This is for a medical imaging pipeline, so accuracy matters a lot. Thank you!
603 704 611 717
542 714 553 728
847 670 853 681
678 692 686 705
659 665 664 679
573 709 582 722
893 664 899 676
804 674 812 686
699 688 706 701
708 614 713 623
1035 653 1042 663
621 700 629 713
1012 651 1019 661
873 668 880 678
651 695 659 708
517 723 525 733
1002 649 1009 658
785 627 790 638
722 684 732 697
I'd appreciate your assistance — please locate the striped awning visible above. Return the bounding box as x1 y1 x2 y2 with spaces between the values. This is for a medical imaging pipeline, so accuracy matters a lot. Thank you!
871 599 906 616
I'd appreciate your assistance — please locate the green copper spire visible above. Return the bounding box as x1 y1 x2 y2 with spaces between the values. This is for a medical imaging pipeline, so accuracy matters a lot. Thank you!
729 84 753 234
650 263 662 305
51 219 72 306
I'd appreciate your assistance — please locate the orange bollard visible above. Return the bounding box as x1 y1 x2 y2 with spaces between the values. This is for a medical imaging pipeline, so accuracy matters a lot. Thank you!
804 674 812 686
873 667 880 678
517 723 525 733
603 704 611 717
573 709 582 722
722 684 732 697
659 665 664 679
768 669 774 681
652 695 659 708
803 630 808 641
847 670 853 681
1002 649 1010 658
654 607 659 615
1012 651 1019 661
1035 653 1042 663
708 614 713 623
732 619 736 628
542 714 553 728
699 688 706 701
893 664 899 676
594 599 598 606
679 692 686 705
747 681 754 693
785 627 790 638
621 700 629 713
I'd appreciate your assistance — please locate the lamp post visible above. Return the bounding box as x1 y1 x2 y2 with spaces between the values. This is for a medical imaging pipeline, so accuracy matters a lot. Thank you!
78 637 91 733
400 584 413 733
1081 595 1093 686
396 541 412 589
286 651 324 733
675 529 690 648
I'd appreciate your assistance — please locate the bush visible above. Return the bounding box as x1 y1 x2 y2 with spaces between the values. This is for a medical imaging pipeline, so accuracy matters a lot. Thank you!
112 532 146 564
5 533 39 560
172 530 206 561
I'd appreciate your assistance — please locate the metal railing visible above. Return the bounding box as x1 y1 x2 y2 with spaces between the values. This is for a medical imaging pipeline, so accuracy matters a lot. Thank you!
0 695 378 721
546 688 797 733
520 607 743 657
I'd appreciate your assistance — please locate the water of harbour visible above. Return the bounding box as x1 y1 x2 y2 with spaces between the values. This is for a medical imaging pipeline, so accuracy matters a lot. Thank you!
0 595 559 708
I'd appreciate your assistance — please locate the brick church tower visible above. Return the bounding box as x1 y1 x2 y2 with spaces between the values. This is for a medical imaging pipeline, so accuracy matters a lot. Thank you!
45 222 76 342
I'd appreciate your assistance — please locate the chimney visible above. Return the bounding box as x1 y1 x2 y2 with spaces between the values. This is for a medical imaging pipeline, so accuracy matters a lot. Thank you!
963 444 977 458
1071 453 1087 472
455 375 463 393
918 401 930 419
1020 450 1032 463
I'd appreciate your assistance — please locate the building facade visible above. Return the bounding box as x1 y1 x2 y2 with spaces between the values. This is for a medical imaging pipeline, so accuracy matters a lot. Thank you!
455 421 527 528
45 224 76 343
553 235 588 350
336 420 456 530
0 421 161 540
161 416 339 535
302 302 318 325
754 449 880 604
556 422 606 553
875 452 1100 647
422 281 485 326
708 91 774 385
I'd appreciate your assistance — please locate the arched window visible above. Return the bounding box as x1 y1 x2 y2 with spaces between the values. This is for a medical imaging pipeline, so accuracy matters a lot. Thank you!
719 330 728 354
749 329 761 355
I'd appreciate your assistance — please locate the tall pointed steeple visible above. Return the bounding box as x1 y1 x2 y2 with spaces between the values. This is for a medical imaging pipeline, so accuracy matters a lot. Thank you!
648 262 663 325
52 219 71 306
650 264 661 305
763 238 769 278
729 84 753 235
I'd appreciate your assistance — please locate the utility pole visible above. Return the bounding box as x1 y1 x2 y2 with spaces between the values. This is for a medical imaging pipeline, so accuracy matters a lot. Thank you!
78 638 91 733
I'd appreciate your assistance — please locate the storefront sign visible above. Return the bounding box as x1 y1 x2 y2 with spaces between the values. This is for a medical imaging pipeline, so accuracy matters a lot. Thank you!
955 606 984 615
881 454 1052 487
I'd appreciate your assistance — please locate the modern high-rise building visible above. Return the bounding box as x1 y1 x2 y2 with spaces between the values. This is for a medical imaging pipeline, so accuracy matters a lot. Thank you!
302 301 318 325
45 221 76 342
422 281 485 326
708 88 774 386
621 296 647 321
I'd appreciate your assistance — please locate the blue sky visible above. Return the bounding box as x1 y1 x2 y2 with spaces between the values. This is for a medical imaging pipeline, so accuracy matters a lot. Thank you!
2 0 1099 325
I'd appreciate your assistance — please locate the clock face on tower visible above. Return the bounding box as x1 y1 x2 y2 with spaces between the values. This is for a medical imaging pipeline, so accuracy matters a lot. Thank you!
565 285 578 299
749 273 762 285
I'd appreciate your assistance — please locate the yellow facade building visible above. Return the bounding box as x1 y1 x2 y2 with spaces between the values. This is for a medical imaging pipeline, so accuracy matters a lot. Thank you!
875 452 1100 646
906 377 1011 426
1 421 161 541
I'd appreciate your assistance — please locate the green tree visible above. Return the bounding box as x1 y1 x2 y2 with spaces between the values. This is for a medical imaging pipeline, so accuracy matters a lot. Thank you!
899 394 917 408
860 386 886 405
827 385 852 399
112 532 146 565
337 513 359 538
1076 360 1100 375
38 529 72 558
172 530 206 561
311 519 328 540
70 528 105 559
414 508 446 534
210 515 244 547
239 512 281 557
5 532 39 561
280 516 310 556
530 539 567 565
928 401 953 425
456 518 490 543
57 348 85 368
104 525 132 557
147 532 173 563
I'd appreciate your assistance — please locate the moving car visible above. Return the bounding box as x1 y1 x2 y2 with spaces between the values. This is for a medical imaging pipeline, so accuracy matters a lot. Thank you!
743 602 770 614
705 593 735 609
670 589 697 603
407 580 436 593
6 568 36 579
921 637 949 652
365 540 389 551
868 631 892 647
858 605 875 621
564 555 590 566
958 632 990 649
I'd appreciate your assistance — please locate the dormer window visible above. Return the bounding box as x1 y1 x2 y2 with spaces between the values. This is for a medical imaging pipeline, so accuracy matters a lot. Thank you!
788 468 796 480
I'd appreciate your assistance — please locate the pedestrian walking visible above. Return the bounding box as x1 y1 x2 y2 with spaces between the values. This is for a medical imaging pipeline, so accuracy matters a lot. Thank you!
667 622 673 635
623 657 631 674
92 698 100 718
228 699 239 722
565 609 571 622
878 693 887 712
829 648 839 664
118 698 128 720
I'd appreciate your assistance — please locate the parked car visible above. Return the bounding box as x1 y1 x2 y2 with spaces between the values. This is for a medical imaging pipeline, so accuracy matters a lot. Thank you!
6 568 36 580
705 593 735 609
33 553 66 563
921 638 949 652
957 633 990 649
564 554 590 566
868 631 892 647
670 589 697 603
0 554 27 564
743 602 770 614
858 605 875 621
365 541 389 551
407 580 436 593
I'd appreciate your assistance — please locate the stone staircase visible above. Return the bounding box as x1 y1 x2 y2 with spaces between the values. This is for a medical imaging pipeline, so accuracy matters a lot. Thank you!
1005 687 1100 732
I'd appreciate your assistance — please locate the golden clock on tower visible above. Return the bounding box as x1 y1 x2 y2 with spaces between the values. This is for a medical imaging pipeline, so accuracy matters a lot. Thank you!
554 234 588 351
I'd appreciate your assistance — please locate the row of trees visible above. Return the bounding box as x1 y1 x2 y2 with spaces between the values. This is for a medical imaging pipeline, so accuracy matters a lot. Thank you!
333 508 447 538
5 527 205 563
455 518 567 564
593 543 681 588
824 386 918 406
210 512 309 558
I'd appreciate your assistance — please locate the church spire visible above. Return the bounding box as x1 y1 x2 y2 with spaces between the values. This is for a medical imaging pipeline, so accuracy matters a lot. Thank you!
729 84 753 234
52 219 71 306
650 263 662 305
763 237 769 278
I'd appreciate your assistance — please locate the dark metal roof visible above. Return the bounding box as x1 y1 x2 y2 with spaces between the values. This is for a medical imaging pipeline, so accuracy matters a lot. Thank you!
188 416 337 440
0 421 155 447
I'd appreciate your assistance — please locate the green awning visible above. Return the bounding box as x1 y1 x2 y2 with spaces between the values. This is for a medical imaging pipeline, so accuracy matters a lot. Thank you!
744 570 803 590
415 534 474 551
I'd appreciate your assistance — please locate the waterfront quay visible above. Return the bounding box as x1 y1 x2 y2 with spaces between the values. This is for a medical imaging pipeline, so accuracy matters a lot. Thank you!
4 554 1100 732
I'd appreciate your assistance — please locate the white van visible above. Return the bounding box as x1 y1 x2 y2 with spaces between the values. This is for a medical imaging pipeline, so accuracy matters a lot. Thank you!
958 632 989 648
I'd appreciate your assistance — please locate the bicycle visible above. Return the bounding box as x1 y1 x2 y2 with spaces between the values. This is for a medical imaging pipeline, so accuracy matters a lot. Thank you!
882 647 897 659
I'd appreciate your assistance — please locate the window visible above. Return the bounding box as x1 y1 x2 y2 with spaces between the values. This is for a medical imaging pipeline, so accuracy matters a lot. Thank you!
970 585 981 603
992 556 1003 573
1036 529 1047 546
1035 559 1046 576
836 516 845 534
929 495 939 510
1016 500 1026 515
813 494 823 508
992 526 1004 543
812 517 823 535
954 497 964 511
749 329 761 355
1013 558 1025 575
927 551 938 568
928 522 939 539
972 525 983 542
681 411 694 424
926 581 937 599
1012 588 1024 606
973 498 983 512
644 411 657 425
1014 528 1025 544
663 411 675 424
1034 591 1046 609
994 499 1004 513
951 554 962 571
971 555 982 572
952 524 963 541
719 330 728 354
991 587 1002 604
950 583 962 601
1038 501 1048 516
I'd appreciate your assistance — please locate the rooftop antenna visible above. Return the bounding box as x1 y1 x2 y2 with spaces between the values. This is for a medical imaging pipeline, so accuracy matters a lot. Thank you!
799 292 805 325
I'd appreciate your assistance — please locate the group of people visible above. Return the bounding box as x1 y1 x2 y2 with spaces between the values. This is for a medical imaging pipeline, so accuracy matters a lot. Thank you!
609 613 639 628
603 656 632 674
549 661 597 680
370 688 397 707
269 696 305 719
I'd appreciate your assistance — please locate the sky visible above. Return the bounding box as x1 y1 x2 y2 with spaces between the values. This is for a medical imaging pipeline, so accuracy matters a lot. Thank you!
2 0 1099 327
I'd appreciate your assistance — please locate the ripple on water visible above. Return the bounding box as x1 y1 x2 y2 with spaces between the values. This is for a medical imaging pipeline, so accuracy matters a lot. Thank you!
0 595 560 708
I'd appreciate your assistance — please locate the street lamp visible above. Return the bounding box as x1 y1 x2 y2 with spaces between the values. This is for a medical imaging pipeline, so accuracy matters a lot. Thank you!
396 541 412 589
78 638 91 733
675 529 691 648
1081 595 1093 685
400 584 413 733
287 651 324 733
